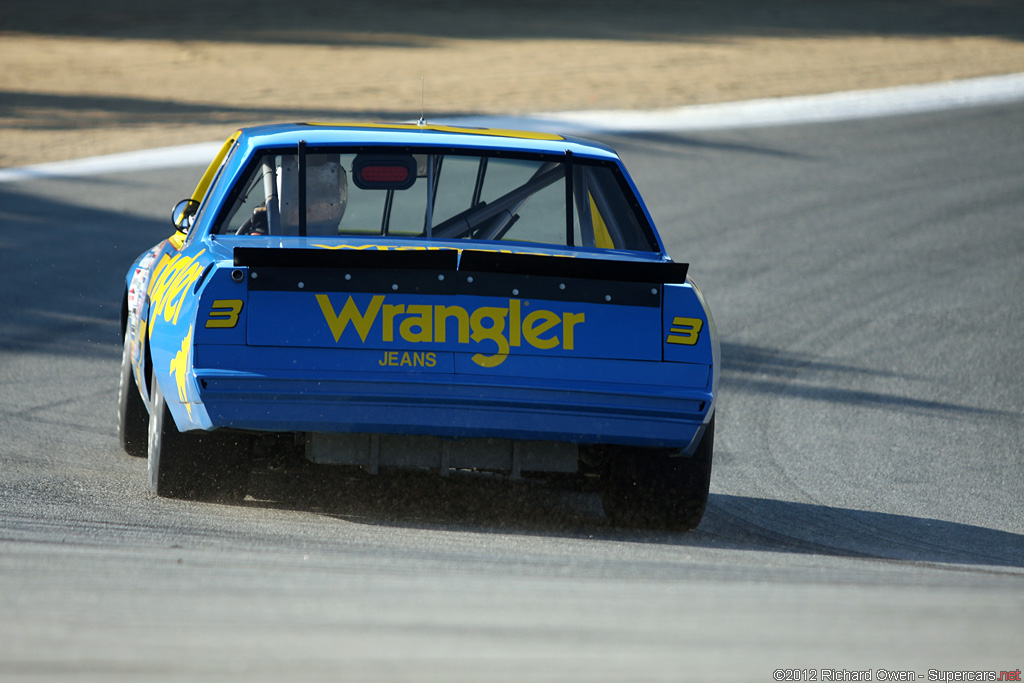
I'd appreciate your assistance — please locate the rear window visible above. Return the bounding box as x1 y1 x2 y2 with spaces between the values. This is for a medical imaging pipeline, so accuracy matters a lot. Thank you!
212 148 657 252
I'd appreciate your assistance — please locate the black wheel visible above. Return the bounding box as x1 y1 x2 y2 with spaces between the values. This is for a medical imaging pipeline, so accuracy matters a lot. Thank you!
117 335 149 457
147 367 252 502
601 416 714 531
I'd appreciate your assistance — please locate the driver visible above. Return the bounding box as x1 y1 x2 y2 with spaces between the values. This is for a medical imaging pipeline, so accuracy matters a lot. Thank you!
237 205 268 235
236 154 348 236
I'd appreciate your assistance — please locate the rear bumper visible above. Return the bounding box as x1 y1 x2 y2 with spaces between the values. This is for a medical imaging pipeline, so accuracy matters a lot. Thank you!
193 346 712 450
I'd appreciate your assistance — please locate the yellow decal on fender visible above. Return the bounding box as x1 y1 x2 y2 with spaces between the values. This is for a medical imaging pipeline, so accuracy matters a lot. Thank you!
315 294 584 368
148 250 207 336
168 325 194 418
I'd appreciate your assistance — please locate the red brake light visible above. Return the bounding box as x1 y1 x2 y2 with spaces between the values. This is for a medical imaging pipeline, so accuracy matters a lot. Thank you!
359 165 410 184
352 154 417 190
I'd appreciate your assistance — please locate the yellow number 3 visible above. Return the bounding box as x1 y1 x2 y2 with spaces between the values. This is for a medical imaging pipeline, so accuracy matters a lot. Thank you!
205 299 243 329
666 316 703 345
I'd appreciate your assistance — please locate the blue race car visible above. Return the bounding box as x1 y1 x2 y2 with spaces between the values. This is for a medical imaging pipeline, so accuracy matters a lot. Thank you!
118 122 719 529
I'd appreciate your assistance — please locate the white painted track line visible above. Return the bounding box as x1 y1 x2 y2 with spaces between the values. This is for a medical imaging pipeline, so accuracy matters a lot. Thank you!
2 72 1023 183
455 72 1024 134
0 142 224 183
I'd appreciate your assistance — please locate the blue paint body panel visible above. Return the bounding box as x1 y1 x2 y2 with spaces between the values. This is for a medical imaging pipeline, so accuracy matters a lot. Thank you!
123 123 718 457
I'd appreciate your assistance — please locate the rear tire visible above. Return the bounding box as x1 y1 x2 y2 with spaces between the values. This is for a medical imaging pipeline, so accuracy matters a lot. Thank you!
601 416 714 531
117 335 148 458
147 368 252 502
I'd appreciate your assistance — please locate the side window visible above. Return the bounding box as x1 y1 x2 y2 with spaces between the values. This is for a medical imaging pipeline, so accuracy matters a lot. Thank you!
221 158 272 235
574 166 650 251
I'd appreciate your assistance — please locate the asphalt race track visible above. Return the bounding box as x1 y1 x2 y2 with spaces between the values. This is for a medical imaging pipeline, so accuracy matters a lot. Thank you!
1 104 1022 681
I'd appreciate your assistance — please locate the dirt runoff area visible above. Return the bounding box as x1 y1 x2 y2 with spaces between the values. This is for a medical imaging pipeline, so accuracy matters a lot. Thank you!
2 0 1024 167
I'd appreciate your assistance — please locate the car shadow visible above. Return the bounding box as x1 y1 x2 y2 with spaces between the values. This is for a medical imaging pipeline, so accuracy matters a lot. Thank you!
7 0 1024 43
0 184 176 360
599 130 814 161
241 464 1024 570
720 340 1018 419
0 91 479 144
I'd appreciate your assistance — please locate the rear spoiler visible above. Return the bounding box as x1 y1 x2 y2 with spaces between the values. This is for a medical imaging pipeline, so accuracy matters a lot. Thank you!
458 250 687 284
234 247 688 307
235 247 687 281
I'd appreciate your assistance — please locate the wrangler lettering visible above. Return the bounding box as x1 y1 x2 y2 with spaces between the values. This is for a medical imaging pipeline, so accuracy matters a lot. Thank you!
316 295 585 368
316 294 384 343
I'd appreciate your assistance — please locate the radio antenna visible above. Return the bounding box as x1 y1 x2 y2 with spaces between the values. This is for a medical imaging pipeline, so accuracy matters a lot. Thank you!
418 76 426 126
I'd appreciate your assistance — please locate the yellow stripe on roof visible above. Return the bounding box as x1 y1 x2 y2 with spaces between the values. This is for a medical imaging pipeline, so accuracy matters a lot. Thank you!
189 130 242 204
306 122 564 142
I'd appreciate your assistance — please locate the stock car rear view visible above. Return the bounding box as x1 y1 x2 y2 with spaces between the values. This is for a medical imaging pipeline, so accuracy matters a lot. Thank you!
117 122 719 530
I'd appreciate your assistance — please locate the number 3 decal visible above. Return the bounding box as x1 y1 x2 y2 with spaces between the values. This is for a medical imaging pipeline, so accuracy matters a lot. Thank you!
205 299 243 329
666 316 703 345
